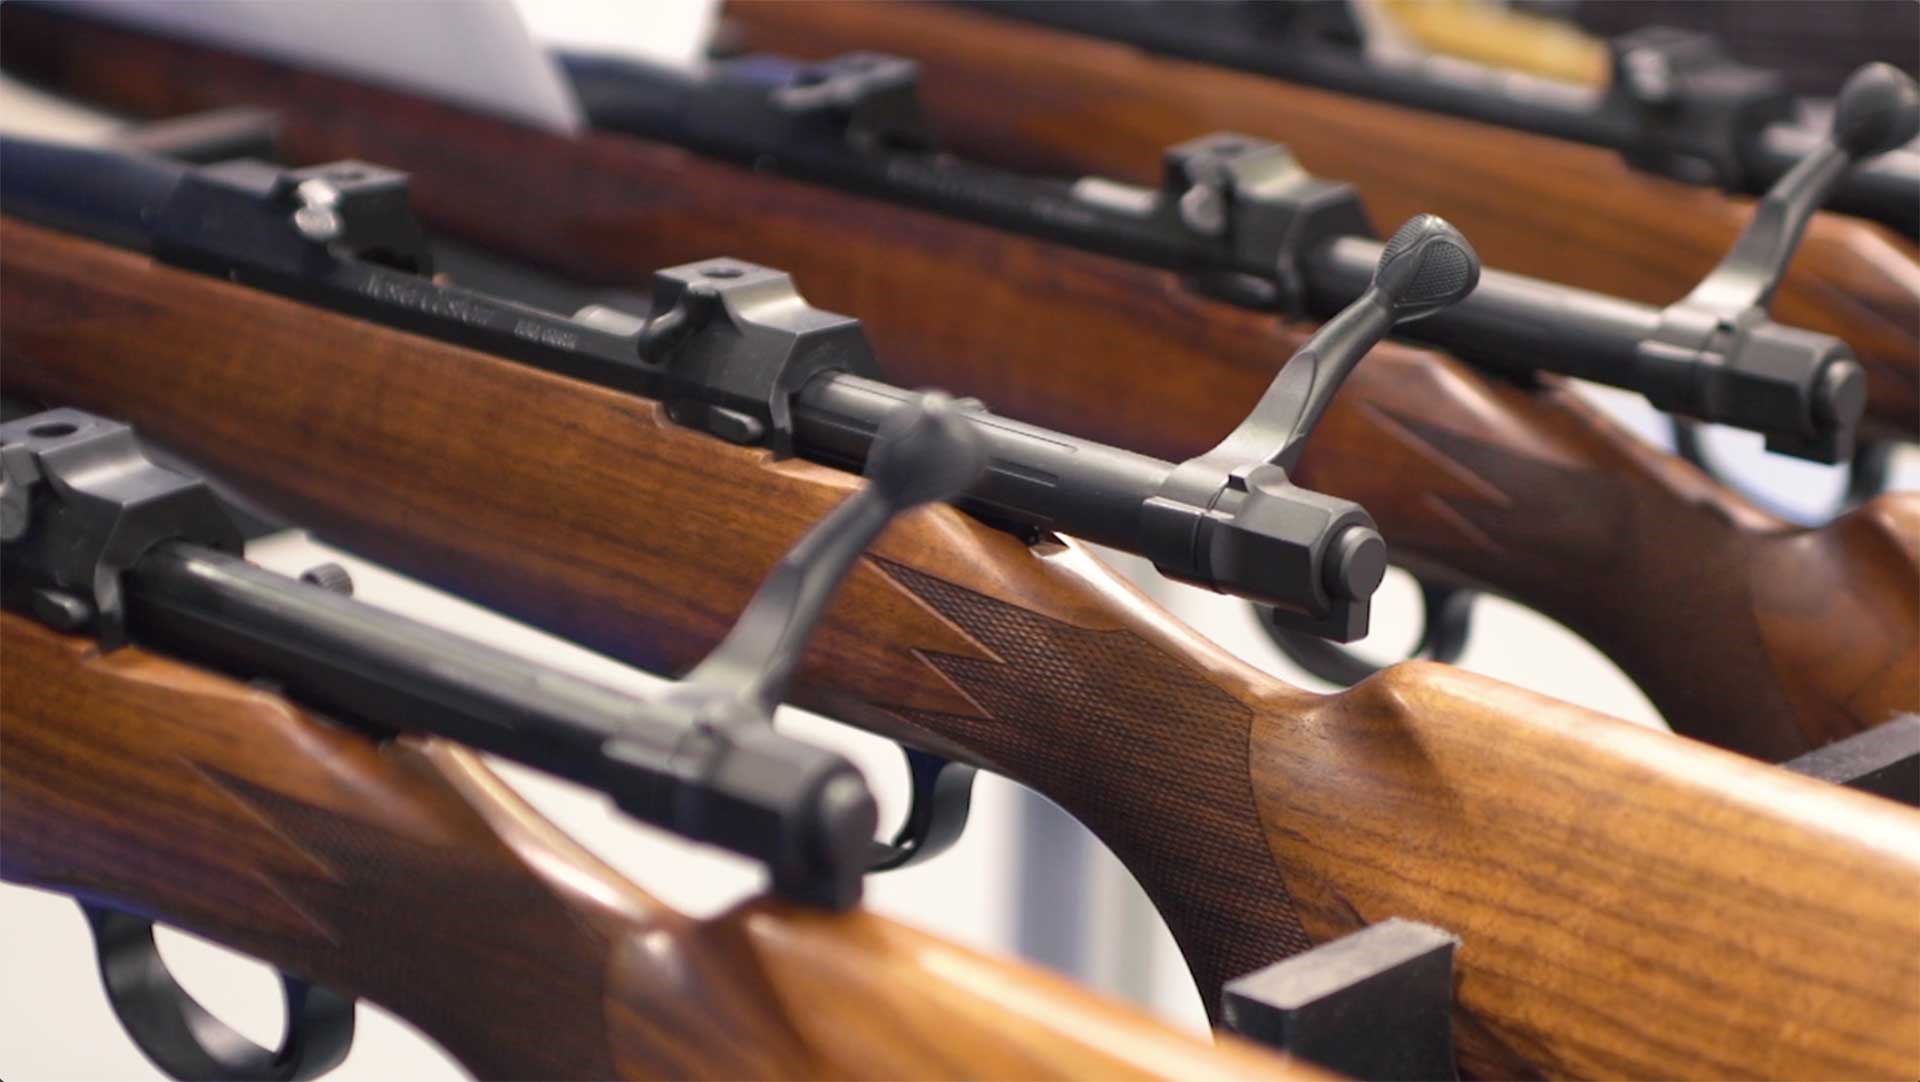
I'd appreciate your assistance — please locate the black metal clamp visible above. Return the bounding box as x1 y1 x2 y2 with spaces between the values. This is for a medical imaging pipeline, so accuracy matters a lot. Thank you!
0 408 243 647
1602 26 1796 189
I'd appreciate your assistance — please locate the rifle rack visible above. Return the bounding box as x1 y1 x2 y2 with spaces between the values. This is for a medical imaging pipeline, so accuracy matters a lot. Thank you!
1220 917 1460 1081
1783 714 1920 808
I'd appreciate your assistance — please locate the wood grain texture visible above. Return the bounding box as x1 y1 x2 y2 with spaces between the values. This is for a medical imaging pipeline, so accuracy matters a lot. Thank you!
721 0 1920 441
6 221 1920 1079
0 6 1909 760
0 615 1318 1081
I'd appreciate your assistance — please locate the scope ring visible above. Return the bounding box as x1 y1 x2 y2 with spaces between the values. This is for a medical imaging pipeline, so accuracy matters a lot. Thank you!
1670 418 1891 520
1258 582 1476 687
82 904 355 1081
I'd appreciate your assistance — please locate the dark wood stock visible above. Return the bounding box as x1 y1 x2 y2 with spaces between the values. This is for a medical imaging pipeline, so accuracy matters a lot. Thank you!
6 221 1920 1079
1 8 1912 760
0 615 1318 1081
721 0 1920 443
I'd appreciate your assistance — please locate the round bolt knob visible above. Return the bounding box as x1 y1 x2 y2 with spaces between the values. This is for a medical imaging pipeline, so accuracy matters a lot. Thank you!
866 392 987 510
1832 63 1920 159
1371 214 1482 323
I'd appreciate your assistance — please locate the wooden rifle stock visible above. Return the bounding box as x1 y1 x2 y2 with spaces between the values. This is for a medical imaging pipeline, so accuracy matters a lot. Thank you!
0 614 1316 1081
0 8 1911 758
720 0 1920 443
5 221 1920 1080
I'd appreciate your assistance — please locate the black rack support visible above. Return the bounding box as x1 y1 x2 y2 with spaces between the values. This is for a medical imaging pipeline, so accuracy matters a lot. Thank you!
1221 918 1460 1081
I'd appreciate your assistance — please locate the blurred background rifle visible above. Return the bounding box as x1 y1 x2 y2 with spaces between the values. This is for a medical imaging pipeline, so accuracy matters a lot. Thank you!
1359 0 1917 100
714 0 1920 451
5 174 1920 1077
949 0 1920 234
4 4 1914 759
0 404 1314 1081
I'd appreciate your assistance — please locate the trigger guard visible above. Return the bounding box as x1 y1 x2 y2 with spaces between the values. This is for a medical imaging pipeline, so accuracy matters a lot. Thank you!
81 903 355 1081
1671 417 1891 519
1259 581 1476 687
868 748 976 872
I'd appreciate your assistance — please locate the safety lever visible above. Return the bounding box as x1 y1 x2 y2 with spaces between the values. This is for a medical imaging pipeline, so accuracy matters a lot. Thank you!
1145 215 1479 641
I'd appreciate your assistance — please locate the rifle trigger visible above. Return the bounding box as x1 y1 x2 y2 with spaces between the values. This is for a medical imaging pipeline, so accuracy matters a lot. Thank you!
868 748 977 872
81 904 355 1081
1258 582 1477 687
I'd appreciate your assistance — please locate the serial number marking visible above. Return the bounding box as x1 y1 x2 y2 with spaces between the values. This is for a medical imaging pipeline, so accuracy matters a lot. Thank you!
360 275 578 349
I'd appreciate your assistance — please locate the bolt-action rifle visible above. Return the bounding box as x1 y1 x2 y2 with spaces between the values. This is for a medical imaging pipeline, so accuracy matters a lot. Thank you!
4 7 1911 759
560 39 1916 468
0 404 1318 1081
951 0 1920 235
715 0 1920 446
4 204 1919 1079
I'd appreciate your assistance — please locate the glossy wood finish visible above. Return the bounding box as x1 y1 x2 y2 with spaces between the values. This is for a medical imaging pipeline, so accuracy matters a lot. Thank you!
6 223 1920 1080
1 615 1318 1081
723 0 1920 441
2 5 1909 760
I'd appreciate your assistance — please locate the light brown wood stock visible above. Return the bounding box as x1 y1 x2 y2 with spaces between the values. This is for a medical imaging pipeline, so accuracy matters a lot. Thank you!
1377 0 1611 85
722 0 1920 442
2 7 1913 760
5 220 1920 1079
0 615 1317 1081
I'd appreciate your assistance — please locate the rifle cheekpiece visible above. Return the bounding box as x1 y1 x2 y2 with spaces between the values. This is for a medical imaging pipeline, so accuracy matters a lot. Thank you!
0 396 984 1077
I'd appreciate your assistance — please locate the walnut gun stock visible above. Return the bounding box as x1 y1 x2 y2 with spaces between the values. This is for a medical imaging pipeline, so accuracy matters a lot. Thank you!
1 9 1909 758
954 0 1920 234
0 614 1318 1081
717 0 1920 444
5 221 1920 1080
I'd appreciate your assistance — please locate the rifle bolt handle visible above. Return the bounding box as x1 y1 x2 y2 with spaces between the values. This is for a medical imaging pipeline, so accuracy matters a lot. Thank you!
1832 63 1920 158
